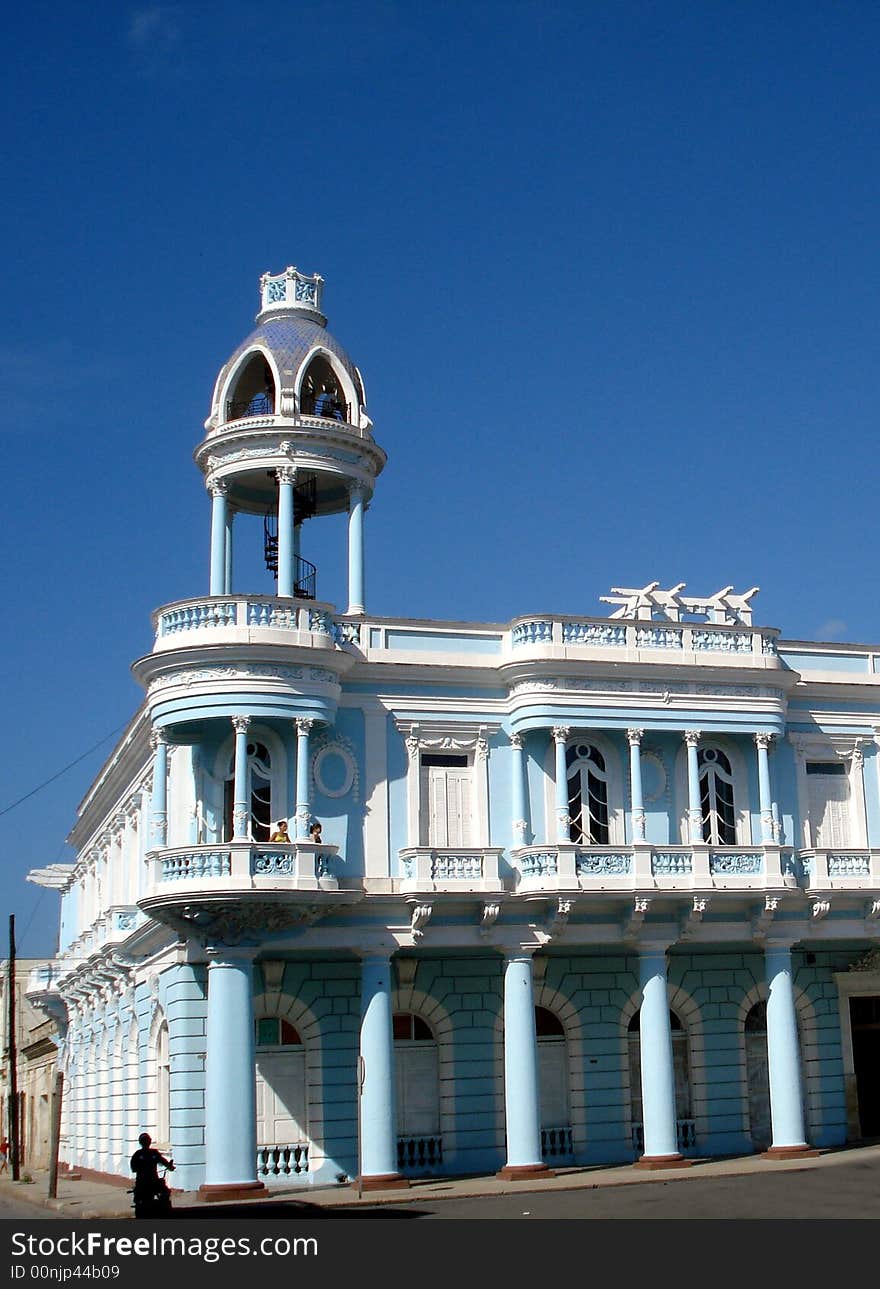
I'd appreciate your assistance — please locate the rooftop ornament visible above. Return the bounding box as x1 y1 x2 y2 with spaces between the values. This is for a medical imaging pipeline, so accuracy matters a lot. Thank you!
599 582 759 625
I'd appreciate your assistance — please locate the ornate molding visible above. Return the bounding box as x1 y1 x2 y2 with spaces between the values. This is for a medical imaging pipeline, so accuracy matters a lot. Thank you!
626 728 644 746
683 730 701 748
551 725 571 745
231 715 251 734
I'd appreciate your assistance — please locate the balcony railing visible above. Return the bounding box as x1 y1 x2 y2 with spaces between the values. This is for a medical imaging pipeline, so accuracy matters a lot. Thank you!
399 847 505 893
508 615 780 661
226 392 274 420
541 1125 574 1159
632 1120 696 1153
802 849 880 887
398 1134 443 1174
257 1143 309 1180
147 842 341 892
153 595 339 645
511 844 798 891
299 392 350 422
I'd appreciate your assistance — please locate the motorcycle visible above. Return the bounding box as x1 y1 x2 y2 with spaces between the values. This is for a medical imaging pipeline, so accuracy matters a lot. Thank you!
130 1160 175 1218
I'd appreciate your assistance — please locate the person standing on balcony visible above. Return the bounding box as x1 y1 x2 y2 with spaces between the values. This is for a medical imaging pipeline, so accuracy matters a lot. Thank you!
309 820 323 843
270 820 291 842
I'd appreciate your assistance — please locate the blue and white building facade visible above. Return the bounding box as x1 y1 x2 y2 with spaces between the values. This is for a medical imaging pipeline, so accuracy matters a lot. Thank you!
30 267 880 1194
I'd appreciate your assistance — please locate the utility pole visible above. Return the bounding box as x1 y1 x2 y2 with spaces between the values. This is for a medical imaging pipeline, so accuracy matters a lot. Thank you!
8 914 19 1180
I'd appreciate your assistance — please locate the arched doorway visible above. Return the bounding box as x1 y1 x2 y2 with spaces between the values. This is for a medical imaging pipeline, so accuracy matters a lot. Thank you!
743 999 812 1150
254 1016 309 1181
393 1013 441 1173
628 1009 695 1152
536 1006 572 1159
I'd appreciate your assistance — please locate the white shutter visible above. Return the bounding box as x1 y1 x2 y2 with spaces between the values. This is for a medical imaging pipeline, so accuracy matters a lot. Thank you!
396 1044 439 1136
538 1037 569 1127
427 768 449 846
447 768 472 847
255 1052 307 1143
809 774 851 847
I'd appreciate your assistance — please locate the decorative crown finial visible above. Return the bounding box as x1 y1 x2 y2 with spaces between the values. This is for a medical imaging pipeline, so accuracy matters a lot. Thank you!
257 266 325 321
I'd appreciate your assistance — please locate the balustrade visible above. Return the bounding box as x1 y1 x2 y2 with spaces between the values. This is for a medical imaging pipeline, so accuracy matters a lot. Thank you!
148 842 341 892
399 847 504 892
256 1143 309 1179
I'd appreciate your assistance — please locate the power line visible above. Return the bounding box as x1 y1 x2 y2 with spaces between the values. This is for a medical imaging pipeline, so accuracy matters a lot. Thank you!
0 723 128 820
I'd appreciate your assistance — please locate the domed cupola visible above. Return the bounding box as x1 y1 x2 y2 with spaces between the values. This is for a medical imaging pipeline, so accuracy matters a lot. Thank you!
194 266 386 614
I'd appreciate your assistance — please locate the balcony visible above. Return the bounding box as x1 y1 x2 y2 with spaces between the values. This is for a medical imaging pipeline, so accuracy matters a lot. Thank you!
151 595 341 650
147 842 344 894
511 844 797 892
802 849 880 890
399 847 506 894
506 614 782 666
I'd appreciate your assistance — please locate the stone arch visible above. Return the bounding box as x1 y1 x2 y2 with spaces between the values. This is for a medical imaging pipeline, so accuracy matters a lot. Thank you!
251 987 324 1176
145 1004 170 1148
737 981 818 1145
219 345 280 423
620 981 706 1151
533 981 584 1155
297 344 359 420
391 985 455 1165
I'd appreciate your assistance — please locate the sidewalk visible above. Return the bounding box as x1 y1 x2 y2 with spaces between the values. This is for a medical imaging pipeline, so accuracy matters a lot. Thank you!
4 1141 880 1220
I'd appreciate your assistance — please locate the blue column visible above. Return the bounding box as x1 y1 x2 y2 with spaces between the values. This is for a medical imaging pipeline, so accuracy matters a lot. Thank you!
637 947 683 1163
553 726 571 842
358 954 405 1185
628 728 646 841
510 733 529 846
150 732 168 848
295 718 314 838
348 484 365 615
499 953 549 1176
209 483 228 596
756 733 775 843
277 467 296 599
684 730 703 842
201 951 263 1193
765 944 810 1153
224 507 234 594
232 716 250 840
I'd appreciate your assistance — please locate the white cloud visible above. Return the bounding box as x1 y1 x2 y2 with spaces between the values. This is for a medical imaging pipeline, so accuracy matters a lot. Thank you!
815 618 848 642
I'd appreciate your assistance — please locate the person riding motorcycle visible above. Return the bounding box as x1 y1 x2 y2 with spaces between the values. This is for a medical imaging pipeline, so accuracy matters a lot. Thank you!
130 1132 175 1216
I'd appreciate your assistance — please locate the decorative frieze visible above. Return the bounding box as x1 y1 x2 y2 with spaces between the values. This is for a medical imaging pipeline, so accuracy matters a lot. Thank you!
710 851 763 875
576 851 632 875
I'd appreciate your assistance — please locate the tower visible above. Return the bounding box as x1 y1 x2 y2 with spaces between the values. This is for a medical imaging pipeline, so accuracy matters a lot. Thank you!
197 266 385 613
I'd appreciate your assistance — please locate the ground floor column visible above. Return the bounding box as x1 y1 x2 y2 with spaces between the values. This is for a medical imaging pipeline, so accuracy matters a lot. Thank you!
636 944 690 1169
498 952 552 1179
200 949 264 1196
764 942 815 1158
358 953 408 1190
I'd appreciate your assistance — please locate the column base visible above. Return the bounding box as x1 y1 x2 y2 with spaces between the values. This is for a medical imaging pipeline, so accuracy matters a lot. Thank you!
761 1145 820 1160
634 1154 693 1170
353 1173 410 1192
198 1181 267 1202
496 1162 555 1181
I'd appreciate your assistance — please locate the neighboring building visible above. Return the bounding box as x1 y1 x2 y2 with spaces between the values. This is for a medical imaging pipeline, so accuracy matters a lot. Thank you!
1 959 61 1171
29 266 880 1195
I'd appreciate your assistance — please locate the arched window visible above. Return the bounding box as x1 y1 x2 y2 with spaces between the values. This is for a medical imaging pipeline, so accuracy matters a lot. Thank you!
155 1021 170 1147
628 1009 694 1150
393 1013 441 1173
699 746 736 845
301 355 347 421
535 1007 572 1158
226 353 275 420
254 1014 308 1180
224 741 273 841
566 742 609 844
255 1017 301 1047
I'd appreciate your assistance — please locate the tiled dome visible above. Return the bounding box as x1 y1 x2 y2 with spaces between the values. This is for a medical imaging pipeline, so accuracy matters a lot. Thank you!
217 312 363 403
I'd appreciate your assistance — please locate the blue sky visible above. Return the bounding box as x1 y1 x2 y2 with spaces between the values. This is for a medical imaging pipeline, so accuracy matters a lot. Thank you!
3 1 880 955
